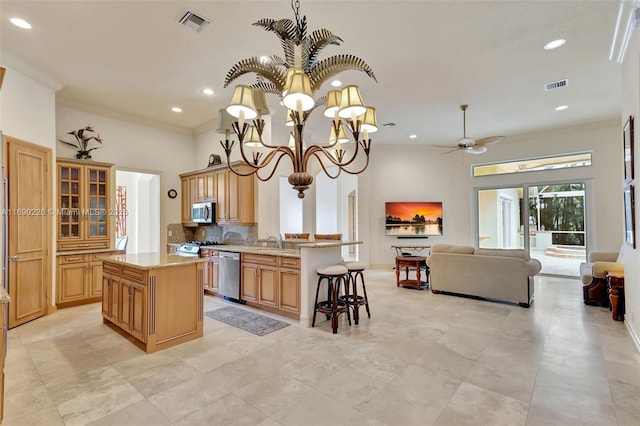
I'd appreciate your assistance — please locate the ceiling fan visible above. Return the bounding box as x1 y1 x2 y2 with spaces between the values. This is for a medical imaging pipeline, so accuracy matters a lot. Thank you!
438 104 506 154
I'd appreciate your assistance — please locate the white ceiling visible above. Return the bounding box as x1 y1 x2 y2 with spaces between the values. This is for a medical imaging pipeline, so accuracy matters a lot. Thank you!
0 0 622 147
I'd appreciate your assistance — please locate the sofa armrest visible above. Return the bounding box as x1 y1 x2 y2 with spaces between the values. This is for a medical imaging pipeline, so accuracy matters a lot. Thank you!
526 259 542 276
592 261 624 278
588 252 619 263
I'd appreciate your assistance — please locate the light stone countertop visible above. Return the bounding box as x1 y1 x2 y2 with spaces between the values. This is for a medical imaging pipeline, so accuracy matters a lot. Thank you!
0 287 10 304
98 252 207 270
200 241 362 259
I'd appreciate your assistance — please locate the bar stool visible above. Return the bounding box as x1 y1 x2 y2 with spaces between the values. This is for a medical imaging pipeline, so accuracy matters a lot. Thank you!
312 264 350 334
341 262 371 324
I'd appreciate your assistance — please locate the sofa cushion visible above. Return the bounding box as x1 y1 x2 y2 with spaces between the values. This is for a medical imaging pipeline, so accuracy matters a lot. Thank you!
430 244 475 255
474 248 531 261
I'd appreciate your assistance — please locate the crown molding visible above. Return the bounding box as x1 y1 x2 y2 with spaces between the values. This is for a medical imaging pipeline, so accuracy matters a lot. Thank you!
609 0 640 63
56 98 195 137
0 49 63 91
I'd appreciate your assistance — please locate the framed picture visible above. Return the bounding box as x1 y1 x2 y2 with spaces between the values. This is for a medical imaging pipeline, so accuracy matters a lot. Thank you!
624 184 635 248
624 115 634 182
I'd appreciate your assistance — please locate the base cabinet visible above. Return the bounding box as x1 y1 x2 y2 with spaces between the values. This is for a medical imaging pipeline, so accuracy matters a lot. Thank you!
102 260 203 353
0 302 6 423
57 252 115 307
201 248 220 294
241 254 300 319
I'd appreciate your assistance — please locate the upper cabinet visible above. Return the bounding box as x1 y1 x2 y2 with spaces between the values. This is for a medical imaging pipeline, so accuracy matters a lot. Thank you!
180 162 255 227
57 159 114 251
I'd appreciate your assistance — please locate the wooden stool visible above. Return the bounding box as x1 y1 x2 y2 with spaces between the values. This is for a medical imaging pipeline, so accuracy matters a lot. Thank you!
340 262 371 325
312 265 350 334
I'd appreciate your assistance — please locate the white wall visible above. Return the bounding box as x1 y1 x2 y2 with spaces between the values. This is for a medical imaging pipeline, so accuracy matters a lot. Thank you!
56 107 195 250
622 28 640 347
361 120 620 267
0 64 57 309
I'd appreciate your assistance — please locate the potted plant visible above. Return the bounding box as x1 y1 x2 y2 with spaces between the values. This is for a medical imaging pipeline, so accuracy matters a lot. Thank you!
59 126 103 159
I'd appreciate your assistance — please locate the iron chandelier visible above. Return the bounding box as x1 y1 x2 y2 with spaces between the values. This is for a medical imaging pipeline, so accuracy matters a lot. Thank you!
219 0 378 198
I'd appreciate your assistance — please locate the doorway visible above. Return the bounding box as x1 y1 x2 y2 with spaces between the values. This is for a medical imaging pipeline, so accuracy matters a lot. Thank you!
115 170 160 253
477 182 586 277
3 135 52 328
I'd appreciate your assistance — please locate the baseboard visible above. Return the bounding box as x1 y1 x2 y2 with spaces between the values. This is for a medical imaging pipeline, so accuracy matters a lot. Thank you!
626 320 640 355
46 304 57 315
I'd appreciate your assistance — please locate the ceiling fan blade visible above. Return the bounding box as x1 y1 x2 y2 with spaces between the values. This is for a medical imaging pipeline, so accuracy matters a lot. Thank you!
475 136 506 147
441 147 462 154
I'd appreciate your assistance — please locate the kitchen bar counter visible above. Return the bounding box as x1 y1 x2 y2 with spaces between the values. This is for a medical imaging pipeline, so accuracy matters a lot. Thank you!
0 287 10 304
99 252 207 270
200 241 362 258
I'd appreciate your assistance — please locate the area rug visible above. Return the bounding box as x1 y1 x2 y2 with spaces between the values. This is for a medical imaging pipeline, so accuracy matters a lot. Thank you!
204 306 289 336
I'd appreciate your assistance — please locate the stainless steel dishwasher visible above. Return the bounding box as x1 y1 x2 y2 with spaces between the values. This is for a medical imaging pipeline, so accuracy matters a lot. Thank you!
218 251 241 301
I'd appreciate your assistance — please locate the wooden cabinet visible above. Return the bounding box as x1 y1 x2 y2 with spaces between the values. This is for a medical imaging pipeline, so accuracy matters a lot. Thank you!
201 248 220 294
0 301 6 423
57 159 113 251
216 166 255 226
241 254 300 319
180 162 255 227
102 259 204 353
56 252 115 307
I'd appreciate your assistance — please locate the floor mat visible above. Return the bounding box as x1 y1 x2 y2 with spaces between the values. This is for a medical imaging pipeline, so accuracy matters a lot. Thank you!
204 305 289 336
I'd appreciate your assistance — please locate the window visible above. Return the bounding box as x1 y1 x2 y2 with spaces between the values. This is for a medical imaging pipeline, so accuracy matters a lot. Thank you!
472 152 592 177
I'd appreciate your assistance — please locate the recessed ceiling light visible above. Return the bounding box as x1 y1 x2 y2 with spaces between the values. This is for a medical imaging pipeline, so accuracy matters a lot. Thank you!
555 105 568 111
10 17 31 29
409 134 417 139
544 39 566 50
331 80 342 87
201 88 214 96
171 107 183 113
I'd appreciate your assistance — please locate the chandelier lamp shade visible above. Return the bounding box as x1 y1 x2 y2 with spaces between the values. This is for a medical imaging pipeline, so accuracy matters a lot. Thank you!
219 0 378 198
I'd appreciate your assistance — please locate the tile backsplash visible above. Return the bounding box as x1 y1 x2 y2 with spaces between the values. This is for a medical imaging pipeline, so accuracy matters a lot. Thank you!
167 223 257 245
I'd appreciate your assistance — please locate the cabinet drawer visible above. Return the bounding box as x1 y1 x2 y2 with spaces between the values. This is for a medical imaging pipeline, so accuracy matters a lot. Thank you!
103 262 121 275
242 253 278 266
122 267 145 282
91 252 115 262
280 257 300 269
58 254 88 264
58 240 109 251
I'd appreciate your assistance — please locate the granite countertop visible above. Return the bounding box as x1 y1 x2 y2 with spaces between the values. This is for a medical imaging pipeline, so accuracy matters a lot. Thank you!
200 240 362 258
0 287 10 304
58 248 119 256
99 252 207 270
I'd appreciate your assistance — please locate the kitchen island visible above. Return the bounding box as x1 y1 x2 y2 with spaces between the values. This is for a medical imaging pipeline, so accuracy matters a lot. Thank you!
99 253 207 353
208 241 361 327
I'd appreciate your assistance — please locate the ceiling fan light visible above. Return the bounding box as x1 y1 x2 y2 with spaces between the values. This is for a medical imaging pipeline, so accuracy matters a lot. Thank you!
467 146 487 154
338 85 366 118
226 85 258 119
358 107 378 133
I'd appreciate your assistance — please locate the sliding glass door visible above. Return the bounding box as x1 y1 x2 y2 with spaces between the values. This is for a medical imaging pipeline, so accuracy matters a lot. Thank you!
477 182 586 277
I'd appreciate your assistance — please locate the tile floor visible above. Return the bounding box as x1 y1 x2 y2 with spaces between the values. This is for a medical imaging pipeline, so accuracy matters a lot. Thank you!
3 270 640 426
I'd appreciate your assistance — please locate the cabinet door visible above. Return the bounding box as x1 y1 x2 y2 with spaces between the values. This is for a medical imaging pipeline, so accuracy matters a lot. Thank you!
196 174 206 202
101 273 111 318
58 164 82 242
241 262 258 302
206 172 216 201
85 166 110 242
227 170 240 223
58 262 87 303
89 260 103 297
202 256 211 290
215 169 227 223
130 282 146 342
210 257 219 293
258 265 278 307
107 275 120 323
118 279 132 331
279 268 301 314
181 177 192 224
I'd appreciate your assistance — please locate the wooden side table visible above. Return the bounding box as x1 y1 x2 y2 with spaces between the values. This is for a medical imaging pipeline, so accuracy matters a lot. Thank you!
607 272 625 321
395 256 428 290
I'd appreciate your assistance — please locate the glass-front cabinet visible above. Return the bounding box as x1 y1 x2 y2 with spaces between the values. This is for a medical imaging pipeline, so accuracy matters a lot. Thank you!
57 159 113 251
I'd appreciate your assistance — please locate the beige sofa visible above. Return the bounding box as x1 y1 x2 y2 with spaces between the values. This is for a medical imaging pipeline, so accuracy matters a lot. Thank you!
426 244 542 307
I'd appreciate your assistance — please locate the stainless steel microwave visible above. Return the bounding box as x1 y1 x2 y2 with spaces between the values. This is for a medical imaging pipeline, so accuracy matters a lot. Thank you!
192 202 214 224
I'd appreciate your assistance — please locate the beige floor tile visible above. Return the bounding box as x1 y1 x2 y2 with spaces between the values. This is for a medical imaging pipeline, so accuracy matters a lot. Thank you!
86 399 172 426
233 373 314 417
174 393 266 425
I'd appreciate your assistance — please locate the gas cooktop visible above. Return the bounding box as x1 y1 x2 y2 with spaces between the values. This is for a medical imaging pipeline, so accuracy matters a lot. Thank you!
184 240 222 246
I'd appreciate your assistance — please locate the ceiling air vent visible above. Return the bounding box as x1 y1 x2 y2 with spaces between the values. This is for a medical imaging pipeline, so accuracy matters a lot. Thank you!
178 10 211 32
382 122 396 128
544 79 569 91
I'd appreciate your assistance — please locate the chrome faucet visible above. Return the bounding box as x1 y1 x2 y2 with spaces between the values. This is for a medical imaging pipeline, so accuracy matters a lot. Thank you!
267 234 283 249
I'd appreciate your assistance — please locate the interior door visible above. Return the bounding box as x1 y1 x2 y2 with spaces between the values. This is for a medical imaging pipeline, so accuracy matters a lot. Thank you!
5 136 51 328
